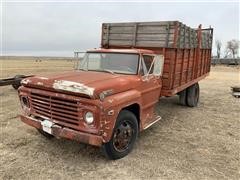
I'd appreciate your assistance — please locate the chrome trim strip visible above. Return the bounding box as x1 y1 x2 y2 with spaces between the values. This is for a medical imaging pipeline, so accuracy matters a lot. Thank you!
143 116 161 130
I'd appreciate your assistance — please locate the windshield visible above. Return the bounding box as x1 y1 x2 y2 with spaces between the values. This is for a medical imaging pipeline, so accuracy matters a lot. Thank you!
78 52 139 75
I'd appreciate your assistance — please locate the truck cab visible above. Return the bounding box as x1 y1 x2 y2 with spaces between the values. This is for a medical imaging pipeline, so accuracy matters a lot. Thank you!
18 48 164 159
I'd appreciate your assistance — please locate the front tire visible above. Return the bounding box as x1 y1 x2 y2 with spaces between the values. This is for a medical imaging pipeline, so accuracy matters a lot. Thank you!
103 110 138 160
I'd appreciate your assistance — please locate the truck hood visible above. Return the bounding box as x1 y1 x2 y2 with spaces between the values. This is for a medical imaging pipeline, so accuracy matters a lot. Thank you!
21 71 140 98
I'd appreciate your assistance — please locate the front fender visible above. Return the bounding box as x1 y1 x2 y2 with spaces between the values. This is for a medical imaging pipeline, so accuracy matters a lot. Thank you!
100 90 141 143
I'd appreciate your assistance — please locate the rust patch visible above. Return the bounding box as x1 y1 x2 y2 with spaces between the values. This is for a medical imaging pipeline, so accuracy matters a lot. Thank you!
53 80 95 96
36 82 44 86
21 78 31 85
38 77 49 80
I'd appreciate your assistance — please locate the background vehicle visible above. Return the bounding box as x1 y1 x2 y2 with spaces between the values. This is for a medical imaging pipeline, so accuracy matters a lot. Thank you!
0 75 32 89
18 21 213 159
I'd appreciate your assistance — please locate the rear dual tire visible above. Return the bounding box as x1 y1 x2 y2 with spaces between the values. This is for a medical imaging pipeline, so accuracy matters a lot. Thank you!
179 83 200 107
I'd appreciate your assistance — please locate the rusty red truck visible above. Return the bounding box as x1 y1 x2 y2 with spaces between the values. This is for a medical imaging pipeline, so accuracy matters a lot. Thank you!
18 21 213 159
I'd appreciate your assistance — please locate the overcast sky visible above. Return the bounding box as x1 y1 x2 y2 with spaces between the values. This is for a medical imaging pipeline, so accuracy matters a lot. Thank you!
1 1 239 57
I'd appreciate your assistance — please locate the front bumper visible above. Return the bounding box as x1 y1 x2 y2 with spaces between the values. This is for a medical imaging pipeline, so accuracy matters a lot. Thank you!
19 115 103 146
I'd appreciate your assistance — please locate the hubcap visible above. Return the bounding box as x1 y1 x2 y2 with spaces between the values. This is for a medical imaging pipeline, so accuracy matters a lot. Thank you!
113 120 134 152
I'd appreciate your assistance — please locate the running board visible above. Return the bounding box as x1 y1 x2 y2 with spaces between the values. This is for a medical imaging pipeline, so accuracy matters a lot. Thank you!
143 116 162 130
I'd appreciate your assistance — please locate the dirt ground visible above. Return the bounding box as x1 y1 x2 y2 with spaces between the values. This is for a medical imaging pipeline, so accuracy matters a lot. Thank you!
0 59 239 180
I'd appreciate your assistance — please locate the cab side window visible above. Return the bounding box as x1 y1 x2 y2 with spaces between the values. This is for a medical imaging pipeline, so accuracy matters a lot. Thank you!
143 55 154 74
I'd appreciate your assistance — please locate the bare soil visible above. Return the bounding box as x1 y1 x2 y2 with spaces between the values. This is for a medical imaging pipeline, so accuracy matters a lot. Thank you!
0 59 239 179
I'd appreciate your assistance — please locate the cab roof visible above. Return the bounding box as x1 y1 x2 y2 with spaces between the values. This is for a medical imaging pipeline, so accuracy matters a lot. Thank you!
87 48 155 54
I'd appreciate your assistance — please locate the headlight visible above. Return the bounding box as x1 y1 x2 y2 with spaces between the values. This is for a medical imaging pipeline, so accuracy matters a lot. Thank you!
21 96 30 108
84 112 94 124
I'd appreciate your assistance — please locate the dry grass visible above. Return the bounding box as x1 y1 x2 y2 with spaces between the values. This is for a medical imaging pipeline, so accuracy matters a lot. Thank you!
0 58 239 179
1 59 74 78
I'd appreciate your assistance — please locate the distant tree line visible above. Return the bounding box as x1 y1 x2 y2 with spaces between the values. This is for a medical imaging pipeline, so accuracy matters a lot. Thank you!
215 39 239 58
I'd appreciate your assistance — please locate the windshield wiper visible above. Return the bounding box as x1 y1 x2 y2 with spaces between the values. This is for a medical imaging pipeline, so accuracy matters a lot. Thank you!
78 68 87 71
95 69 115 74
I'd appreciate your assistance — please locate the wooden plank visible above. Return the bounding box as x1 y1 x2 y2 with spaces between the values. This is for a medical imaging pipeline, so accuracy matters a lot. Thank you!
199 50 204 75
135 40 174 47
179 49 185 85
137 35 174 41
188 27 191 49
191 48 196 80
137 26 175 33
176 23 182 48
165 23 170 47
185 49 191 83
132 23 138 46
106 40 133 46
138 21 176 26
171 49 178 89
104 34 176 42
106 24 110 47
105 22 136 27
183 25 186 48
203 49 207 74
137 33 174 39
102 33 133 40
203 50 206 74
109 26 134 34
137 30 175 34
106 21 176 27
173 21 179 48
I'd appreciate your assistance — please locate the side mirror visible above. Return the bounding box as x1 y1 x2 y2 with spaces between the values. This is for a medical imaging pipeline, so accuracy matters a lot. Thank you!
153 55 164 76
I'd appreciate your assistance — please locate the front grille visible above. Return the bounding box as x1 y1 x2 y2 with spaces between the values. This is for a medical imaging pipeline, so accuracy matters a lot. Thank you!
30 92 80 128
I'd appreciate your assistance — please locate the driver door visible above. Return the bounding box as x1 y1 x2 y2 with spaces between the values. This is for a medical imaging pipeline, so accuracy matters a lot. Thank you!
138 54 164 129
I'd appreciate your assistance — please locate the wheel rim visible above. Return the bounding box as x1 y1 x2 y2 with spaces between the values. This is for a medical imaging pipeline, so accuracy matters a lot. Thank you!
113 120 134 152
